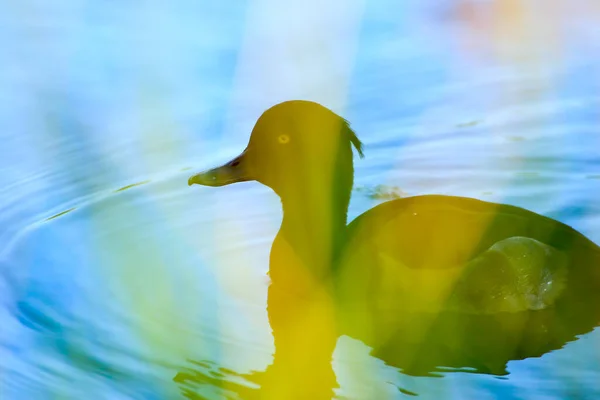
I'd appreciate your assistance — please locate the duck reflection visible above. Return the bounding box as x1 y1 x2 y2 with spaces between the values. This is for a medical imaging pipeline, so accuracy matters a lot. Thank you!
178 101 600 398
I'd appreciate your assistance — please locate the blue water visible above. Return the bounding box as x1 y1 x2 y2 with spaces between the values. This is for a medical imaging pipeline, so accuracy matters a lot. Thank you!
2 1 600 398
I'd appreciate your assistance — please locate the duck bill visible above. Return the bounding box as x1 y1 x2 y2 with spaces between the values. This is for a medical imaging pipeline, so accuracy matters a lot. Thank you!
188 150 253 187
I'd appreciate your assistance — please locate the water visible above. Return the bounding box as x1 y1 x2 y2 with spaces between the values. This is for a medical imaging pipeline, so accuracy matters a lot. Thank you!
2 1 600 398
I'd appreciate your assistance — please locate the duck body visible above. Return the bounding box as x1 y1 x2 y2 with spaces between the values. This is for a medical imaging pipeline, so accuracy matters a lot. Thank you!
337 194 595 315
336 194 600 374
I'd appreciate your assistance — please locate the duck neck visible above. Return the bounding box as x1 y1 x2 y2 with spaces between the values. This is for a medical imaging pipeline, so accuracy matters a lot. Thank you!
276 172 352 282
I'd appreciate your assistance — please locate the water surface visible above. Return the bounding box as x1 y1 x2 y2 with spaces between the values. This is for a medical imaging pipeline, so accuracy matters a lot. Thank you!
2 1 600 399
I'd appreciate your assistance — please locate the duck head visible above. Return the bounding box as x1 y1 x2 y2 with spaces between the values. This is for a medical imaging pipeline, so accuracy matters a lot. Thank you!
188 100 363 205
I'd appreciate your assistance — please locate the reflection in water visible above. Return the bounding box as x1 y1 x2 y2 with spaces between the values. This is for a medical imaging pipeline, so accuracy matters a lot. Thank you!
179 101 600 398
45 207 77 222
114 180 152 193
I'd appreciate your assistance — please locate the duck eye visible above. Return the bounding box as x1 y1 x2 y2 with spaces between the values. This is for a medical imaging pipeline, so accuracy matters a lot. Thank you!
277 134 290 144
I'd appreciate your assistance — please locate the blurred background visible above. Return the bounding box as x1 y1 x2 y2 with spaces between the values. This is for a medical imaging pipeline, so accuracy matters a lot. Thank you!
1 0 600 398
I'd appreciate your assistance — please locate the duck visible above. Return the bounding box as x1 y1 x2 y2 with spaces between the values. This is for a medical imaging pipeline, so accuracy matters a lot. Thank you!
187 100 600 388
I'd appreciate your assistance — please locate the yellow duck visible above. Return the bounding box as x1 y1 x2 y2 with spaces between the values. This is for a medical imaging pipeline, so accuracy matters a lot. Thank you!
189 99 599 310
187 100 600 396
